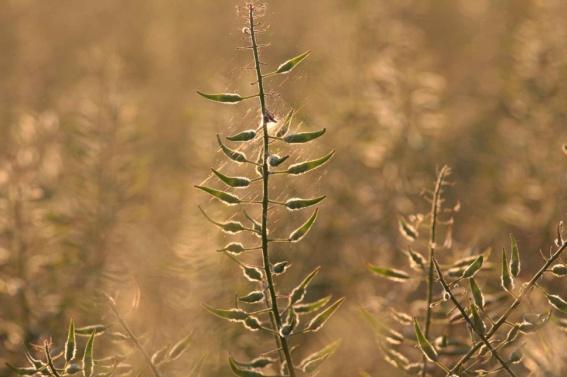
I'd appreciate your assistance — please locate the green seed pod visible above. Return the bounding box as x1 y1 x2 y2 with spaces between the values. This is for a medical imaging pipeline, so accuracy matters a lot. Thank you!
517 320 538 333
5 364 37 375
283 128 326 144
305 298 344 333
470 304 486 334
505 325 521 343
168 332 194 360
249 357 276 368
268 154 289 167
551 263 567 277
285 196 326 210
404 247 426 271
243 265 263 282
244 316 262 331
272 261 290 275
239 291 265 304
65 363 82 375
461 256 484 279
279 308 298 337
398 218 418 242
226 129 256 142
469 278 485 309
276 51 311 74
509 234 521 277
294 295 332 314
217 135 247 162
228 356 265 377
276 110 294 137
211 169 251 188
545 293 567 312
82 331 95 377
288 209 318 242
413 319 438 362
195 185 241 205
368 264 410 282
501 248 514 292
65 319 76 362
289 267 321 305
287 151 335 175
510 350 523 364
75 325 106 336
218 242 246 255
199 206 247 234
197 91 245 104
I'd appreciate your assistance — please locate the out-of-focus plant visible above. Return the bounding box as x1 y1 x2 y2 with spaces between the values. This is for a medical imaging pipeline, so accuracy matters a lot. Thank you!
365 166 566 376
195 3 341 376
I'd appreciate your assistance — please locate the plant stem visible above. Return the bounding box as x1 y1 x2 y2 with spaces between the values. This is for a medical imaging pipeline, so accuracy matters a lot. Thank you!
447 240 567 375
248 4 296 376
432 259 517 377
107 300 163 377
422 165 448 376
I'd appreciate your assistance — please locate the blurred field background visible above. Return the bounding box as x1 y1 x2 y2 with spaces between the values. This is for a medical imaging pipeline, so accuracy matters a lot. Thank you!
1 0 566 375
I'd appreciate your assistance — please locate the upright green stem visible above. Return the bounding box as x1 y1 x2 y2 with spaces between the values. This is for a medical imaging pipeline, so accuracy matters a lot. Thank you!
448 240 567 375
248 5 296 376
422 165 448 376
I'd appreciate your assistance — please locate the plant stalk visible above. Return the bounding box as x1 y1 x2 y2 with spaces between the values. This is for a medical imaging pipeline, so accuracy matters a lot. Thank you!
447 240 567 375
248 4 296 376
422 165 448 376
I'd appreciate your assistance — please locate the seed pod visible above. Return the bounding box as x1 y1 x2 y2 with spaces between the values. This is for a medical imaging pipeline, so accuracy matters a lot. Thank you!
470 304 485 334
228 356 265 377
199 206 247 234
272 261 290 275
404 247 426 271
289 267 321 305
305 298 344 332
276 51 311 74
469 278 485 309
82 331 95 377
243 265 263 282
279 308 298 337
288 209 318 242
65 319 76 362
268 154 289 167
151 346 168 366
65 363 82 375
75 325 106 336
239 291 265 304
461 256 484 278
299 339 341 373
285 196 326 210
509 234 521 277
398 218 418 242
545 293 567 312
197 91 245 104
276 110 294 137
505 325 520 343
287 151 335 175
413 319 438 362
168 332 194 360
283 128 326 144
551 263 567 277
218 242 245 255
232 357 276 370
295 295 332 314
195 185 241 205
501 248 514 292
211 169 251 188
404 363 422 375
510 350 523 364
385 329 405 345
368 265 410 282
244 316 262 331
203 305 249 322
226 129 256 142
217 135 247 162
243 211 262 234
5 364 37 375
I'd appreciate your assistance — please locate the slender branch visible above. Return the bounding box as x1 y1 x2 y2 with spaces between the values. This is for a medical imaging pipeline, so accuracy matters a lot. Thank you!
107 298 163 377
248 4 296 376
422 165 449 376
432 259 517 377
447 240 567 375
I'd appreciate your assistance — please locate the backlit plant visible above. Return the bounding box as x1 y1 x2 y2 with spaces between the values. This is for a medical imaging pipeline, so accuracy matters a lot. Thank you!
366 166 566 376
195 3 341 376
